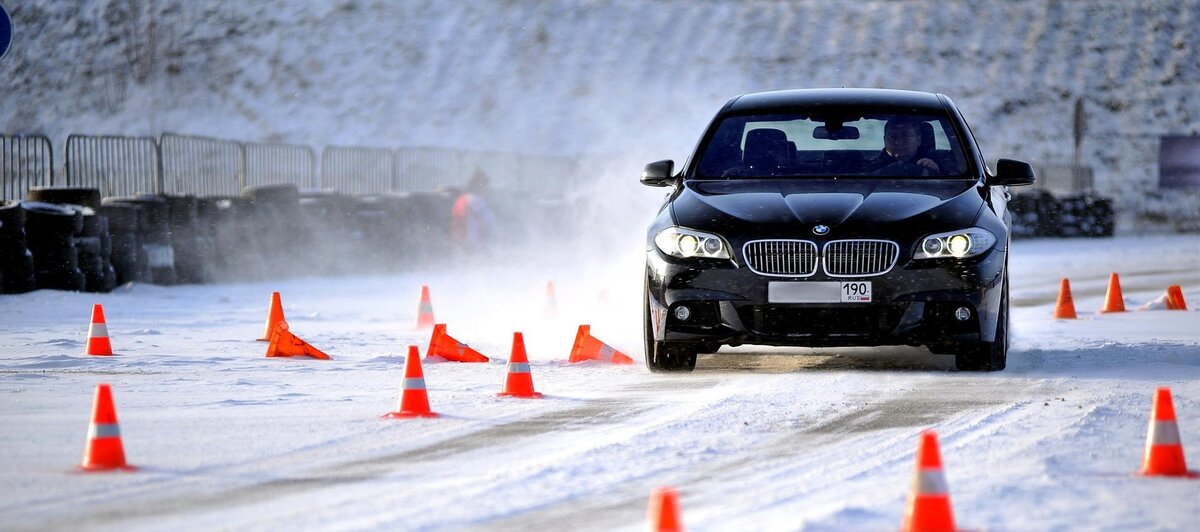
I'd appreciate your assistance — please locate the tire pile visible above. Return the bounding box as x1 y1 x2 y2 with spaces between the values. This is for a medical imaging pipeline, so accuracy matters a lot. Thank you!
1 185 459 294
1008 190 1115 238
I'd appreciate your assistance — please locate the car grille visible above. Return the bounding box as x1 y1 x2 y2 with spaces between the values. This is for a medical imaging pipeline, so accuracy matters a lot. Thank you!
743 240 819 277
743 239 900 277
822 240 900 277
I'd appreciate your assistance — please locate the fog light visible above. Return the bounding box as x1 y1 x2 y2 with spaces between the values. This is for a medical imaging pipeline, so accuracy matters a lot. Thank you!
674 305 691 321
954 307 971 321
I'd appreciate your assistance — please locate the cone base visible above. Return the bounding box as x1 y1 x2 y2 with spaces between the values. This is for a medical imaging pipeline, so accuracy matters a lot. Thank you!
78 464 137 472
86 353 115 357
382 411 440 419
1139 469 1200 479
498 391 544 399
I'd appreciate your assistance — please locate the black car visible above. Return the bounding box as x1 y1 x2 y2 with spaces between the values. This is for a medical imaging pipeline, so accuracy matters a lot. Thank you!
641 88 1035 372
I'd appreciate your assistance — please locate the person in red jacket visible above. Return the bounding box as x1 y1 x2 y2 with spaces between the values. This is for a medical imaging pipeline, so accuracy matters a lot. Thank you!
450 170 499 258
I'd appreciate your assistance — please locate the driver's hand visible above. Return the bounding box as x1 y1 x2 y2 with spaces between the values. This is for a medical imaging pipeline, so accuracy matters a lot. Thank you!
916 158 940 173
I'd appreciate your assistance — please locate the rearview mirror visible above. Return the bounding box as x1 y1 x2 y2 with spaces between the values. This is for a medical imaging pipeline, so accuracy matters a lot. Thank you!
987 158 1037 187
813 126 860 140
640 160 677 187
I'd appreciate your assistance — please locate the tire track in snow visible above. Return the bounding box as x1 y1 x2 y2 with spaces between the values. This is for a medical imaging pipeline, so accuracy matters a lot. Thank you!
28 378 724 529
481 377 1049 530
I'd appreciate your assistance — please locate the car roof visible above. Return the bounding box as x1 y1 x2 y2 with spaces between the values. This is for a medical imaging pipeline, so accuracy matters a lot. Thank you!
726 88 947 113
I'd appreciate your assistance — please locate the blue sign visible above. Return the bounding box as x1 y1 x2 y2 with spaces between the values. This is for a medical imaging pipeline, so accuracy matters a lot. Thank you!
0 3 11 61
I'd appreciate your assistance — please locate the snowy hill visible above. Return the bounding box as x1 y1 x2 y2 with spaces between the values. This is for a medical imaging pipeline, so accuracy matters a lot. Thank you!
2 0 1198 218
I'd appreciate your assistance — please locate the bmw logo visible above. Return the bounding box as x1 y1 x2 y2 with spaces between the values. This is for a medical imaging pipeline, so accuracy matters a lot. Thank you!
813 225 830 235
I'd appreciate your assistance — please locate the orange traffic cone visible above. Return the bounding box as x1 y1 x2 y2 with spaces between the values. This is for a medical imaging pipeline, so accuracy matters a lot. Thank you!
1167 285 1188 310
265 321 331 360
647 486 684 532
84 304 113 356
498 332 543 398
80 383 135 472
544 280 558 319
1140 387 1198 478
1100 272 1126 313
902 430 956 532
568 325 634 365
415 285 436 330
257 291 286 341
1054 278 1077 319
383 345 439 419
426 323 489 362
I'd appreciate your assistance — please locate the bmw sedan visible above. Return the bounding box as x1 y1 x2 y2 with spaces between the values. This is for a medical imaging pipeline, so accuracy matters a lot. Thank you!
641 88 1036 372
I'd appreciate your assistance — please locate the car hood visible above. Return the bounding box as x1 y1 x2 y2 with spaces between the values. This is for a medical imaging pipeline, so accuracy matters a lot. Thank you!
671 179 984 238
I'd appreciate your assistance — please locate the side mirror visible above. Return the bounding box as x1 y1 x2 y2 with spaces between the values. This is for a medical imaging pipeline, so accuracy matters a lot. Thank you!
987 158 1036 187
640 160 677 187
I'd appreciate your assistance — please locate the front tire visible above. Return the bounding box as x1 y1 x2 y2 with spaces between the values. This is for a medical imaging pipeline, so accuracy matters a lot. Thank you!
643 288 698 373
955 275 1009 371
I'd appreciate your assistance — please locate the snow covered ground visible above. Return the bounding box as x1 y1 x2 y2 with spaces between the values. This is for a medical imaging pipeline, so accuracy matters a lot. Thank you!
1 234 1198 531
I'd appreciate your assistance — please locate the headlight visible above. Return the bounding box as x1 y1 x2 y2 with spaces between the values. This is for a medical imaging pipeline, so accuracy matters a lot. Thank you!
914 228 996 259
654 227 730 259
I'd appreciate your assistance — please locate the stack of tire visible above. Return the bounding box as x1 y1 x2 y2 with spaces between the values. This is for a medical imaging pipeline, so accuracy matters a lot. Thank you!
298 190 358 275
197 197 250 281
1007 191 1045 239
242 184 309 278
0 201 38 293
1007 191 1115 238
98 201 149 285
163 195 211 283
102 195 177 285
349 194 405 272
25 187 117 292
386 190 455 270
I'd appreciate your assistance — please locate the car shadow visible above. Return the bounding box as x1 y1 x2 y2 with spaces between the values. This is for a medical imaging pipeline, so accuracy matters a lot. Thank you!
694 345 957 373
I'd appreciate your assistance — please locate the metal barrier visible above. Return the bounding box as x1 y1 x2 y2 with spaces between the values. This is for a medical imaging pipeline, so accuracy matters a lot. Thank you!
1 134 53 201
160 133 245 196
65 134 160 198
1030 163 1094 195
395 146 461 192
245 142 317 189
460 150 521 190
320 146 393 194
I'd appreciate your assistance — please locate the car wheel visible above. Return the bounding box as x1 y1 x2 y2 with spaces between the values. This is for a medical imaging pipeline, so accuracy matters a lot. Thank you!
955 274 1009 371
643 287 698 373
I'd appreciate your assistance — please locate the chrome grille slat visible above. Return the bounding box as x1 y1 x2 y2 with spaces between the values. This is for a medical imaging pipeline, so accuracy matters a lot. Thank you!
823 239 899 277
744 238 898 277
743 240 818 277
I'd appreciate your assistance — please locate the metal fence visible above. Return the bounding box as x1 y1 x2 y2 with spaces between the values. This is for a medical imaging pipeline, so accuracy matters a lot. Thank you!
245 142 317 189
1030 164 1094 195
320 146 393 194
1 134 53 201
395 146 461 192
65 134 160 197
10 131 583 201
160 133 245 196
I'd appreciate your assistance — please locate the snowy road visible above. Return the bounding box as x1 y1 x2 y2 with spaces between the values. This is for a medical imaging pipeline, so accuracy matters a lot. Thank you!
1 235 1198 530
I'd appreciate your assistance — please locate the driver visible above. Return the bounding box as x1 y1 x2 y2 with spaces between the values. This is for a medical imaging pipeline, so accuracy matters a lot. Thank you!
866 118 940 176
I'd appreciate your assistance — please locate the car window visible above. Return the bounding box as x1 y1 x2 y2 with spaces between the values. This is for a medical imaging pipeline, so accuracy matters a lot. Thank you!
694 109 970 179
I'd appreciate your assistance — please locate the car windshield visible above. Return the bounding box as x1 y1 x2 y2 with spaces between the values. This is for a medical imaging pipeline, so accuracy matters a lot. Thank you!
694 108 971 179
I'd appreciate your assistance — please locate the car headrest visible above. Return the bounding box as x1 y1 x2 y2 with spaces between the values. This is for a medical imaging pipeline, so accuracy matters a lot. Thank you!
743 128 789 168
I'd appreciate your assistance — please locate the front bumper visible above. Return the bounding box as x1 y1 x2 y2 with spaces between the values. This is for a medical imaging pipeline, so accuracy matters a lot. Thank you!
645 246 1005 348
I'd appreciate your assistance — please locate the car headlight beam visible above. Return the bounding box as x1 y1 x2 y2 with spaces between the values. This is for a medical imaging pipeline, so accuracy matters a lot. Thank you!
914 228 996 260
654 227 730 259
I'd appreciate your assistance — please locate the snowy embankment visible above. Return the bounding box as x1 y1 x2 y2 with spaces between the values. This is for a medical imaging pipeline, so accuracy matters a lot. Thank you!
0 234 1197 531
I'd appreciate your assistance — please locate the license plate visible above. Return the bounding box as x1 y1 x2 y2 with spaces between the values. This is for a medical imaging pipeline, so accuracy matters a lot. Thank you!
768 281 872 303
